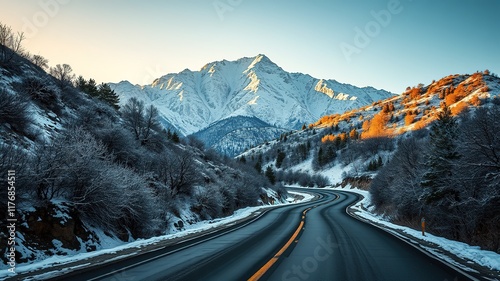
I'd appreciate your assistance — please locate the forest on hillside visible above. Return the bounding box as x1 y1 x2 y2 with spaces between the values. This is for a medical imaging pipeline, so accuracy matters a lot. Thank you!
371 106 500 252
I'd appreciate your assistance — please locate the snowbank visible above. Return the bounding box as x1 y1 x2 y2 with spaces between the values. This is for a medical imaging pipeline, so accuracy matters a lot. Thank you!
0 190 314 280
336 187 500 275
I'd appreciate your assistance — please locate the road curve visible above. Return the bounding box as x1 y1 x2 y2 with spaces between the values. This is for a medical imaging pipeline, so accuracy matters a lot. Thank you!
265 191 474 281
51 190 474 281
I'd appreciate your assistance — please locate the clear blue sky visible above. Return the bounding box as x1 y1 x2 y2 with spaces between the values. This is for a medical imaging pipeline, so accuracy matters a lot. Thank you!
1 0 499 93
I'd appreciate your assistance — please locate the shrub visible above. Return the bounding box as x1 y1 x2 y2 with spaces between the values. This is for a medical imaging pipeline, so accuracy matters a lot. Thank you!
0 89 32 134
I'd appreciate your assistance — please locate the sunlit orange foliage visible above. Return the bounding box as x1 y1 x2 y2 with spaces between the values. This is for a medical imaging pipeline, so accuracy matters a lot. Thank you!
382 102 395 113
409 87 421 99
349 128 358 139
451 101 468 115
470 95 481 106
338 132 348 142
412 118 433 131
446 83 470 106
445 92 458 106
361 111 391 139
321 134 336 143
480 86 489 93
404 114 415 126
315 114 341 127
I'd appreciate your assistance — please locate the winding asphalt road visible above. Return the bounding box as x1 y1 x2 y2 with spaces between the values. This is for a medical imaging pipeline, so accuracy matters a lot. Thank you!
53 190 475 281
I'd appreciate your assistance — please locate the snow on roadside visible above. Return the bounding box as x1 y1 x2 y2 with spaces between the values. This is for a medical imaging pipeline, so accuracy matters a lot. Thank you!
335 187 500 273
0 190 314 280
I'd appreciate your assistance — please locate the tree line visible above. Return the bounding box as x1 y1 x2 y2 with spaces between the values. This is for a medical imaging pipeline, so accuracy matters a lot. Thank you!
371 106 500 252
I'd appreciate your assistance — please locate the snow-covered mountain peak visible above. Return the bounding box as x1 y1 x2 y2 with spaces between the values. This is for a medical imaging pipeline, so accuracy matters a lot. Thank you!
110 55 394 154
244 54 265 73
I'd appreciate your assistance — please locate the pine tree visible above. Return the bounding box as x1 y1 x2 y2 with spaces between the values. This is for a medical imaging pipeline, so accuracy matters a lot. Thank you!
421 106 460 202
317 147 324 167
76 76 99 97
171 132 180 143
276 150 286 168
254 161 262 173
377 155 383 167
98 83 120 110
265 166 276 185
239 156 247 164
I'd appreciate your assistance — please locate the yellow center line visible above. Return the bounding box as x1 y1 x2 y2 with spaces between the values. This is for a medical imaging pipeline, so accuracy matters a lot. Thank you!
248 209 310 281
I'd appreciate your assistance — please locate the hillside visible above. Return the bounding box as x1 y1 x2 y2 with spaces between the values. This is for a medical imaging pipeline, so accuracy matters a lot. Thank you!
0 46 287 268
192 116 289 157
241 70 500 185
239 70 500 253
110 54 394 155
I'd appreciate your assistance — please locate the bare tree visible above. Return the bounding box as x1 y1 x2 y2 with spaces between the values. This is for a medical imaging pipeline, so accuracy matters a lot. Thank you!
161 152 199 197
121 97 162 146
49 64 75 89
30 54 49 70
0 22 25 63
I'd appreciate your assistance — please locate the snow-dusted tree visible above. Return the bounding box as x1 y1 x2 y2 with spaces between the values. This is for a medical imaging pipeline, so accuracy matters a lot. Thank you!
121 97 162 146
74 161 156 238
20 76 59 106
420 106 460 203
156 151 199 197
30 128 112 201
0 89 32 134
193 186 224 219
452 107 500 247
0 144 31 219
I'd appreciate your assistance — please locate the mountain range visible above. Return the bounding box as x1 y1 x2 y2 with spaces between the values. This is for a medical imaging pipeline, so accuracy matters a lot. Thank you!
110 55 394 155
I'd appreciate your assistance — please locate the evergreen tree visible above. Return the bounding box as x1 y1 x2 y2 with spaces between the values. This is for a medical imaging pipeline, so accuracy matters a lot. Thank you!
76 76 99 97
98 83 120 110
86 78 99 97
377 155 383 167
421 106 460 202
76 77 119 109
171 131 180 143
254 161 262 173
265 166 276 185
239 156 246 164
276 150 286 168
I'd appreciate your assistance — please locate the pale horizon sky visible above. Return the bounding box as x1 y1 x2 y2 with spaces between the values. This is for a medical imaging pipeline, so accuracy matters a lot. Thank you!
1 0 499 93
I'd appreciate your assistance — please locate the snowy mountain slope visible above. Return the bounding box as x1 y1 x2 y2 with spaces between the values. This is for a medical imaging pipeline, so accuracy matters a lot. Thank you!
240 70 500 182
110 55 394 138
192 116 289 156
